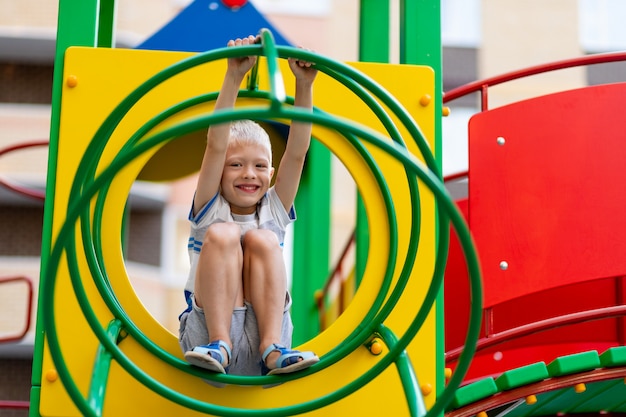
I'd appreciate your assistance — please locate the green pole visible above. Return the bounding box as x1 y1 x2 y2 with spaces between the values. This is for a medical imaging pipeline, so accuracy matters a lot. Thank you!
292 141 331 344
360 0 446 410
357 0 391 283
97 0 117 48
31 1 112 415
359 0 391 62
400 0 445 407
399 0 442 162
289 9 335 346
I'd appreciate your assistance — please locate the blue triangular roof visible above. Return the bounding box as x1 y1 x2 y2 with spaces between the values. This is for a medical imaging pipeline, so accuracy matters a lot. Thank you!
136 0 293 52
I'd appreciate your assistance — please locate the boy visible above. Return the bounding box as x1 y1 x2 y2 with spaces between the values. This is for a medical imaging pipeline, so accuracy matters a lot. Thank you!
179 35 320 377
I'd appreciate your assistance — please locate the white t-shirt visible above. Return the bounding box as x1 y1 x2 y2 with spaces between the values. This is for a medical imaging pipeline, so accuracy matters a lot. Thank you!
183 187 295 303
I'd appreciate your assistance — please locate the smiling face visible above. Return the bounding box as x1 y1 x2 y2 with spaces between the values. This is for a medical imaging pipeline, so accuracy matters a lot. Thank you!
220 142 275 215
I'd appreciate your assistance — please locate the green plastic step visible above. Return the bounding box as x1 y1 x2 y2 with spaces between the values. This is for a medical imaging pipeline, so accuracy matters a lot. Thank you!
547 350 600 377
451 377 498 409
599 346 626 368
495 361 549 391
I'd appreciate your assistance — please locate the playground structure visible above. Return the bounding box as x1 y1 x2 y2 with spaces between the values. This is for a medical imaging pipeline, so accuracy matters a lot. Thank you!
25 0 468 415
441 53 626 415
1 0 626 416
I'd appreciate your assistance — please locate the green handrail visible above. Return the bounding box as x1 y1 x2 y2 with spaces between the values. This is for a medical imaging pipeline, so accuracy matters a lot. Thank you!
84 42 420 384
257 28 286 110
378 324 427 417
87 319 124 415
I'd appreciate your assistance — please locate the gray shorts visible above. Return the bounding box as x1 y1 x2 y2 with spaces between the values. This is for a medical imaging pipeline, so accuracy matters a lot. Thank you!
179 293 294 376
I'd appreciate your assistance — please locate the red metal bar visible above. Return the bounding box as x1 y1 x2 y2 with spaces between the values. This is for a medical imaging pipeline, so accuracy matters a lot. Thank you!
0 276 34 344
0 400 29 410
617 276 625 345
480 84 488 111
443 171 468 183
445 305 626 362
443 51 626 109
483 307 493 338
0 278 33 415
317 231 356 330
0 140 49 201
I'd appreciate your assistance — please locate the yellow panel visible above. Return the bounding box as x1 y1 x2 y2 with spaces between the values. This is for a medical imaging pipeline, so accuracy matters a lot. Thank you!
39 46 436 416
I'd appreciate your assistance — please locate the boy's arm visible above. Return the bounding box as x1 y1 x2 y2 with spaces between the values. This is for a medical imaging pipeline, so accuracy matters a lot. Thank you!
193 36 258 214
274 57 318 211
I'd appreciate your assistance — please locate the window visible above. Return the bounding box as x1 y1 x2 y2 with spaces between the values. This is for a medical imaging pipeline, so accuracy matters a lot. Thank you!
442 0 481 48
579 0 626 52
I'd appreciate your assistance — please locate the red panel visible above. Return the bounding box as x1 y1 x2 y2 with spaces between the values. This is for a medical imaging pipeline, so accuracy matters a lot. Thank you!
468 83 626 308
444 199 482 351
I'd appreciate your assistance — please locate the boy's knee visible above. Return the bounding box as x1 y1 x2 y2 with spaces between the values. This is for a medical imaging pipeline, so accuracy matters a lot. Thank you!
242 229 280 253
203 222 240 247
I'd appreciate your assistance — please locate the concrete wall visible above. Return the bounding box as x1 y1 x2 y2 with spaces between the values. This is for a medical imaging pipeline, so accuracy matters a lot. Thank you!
481 0 584 108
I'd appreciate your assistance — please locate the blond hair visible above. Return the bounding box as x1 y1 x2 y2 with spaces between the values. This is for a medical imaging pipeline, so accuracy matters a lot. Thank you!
228 120 272 165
